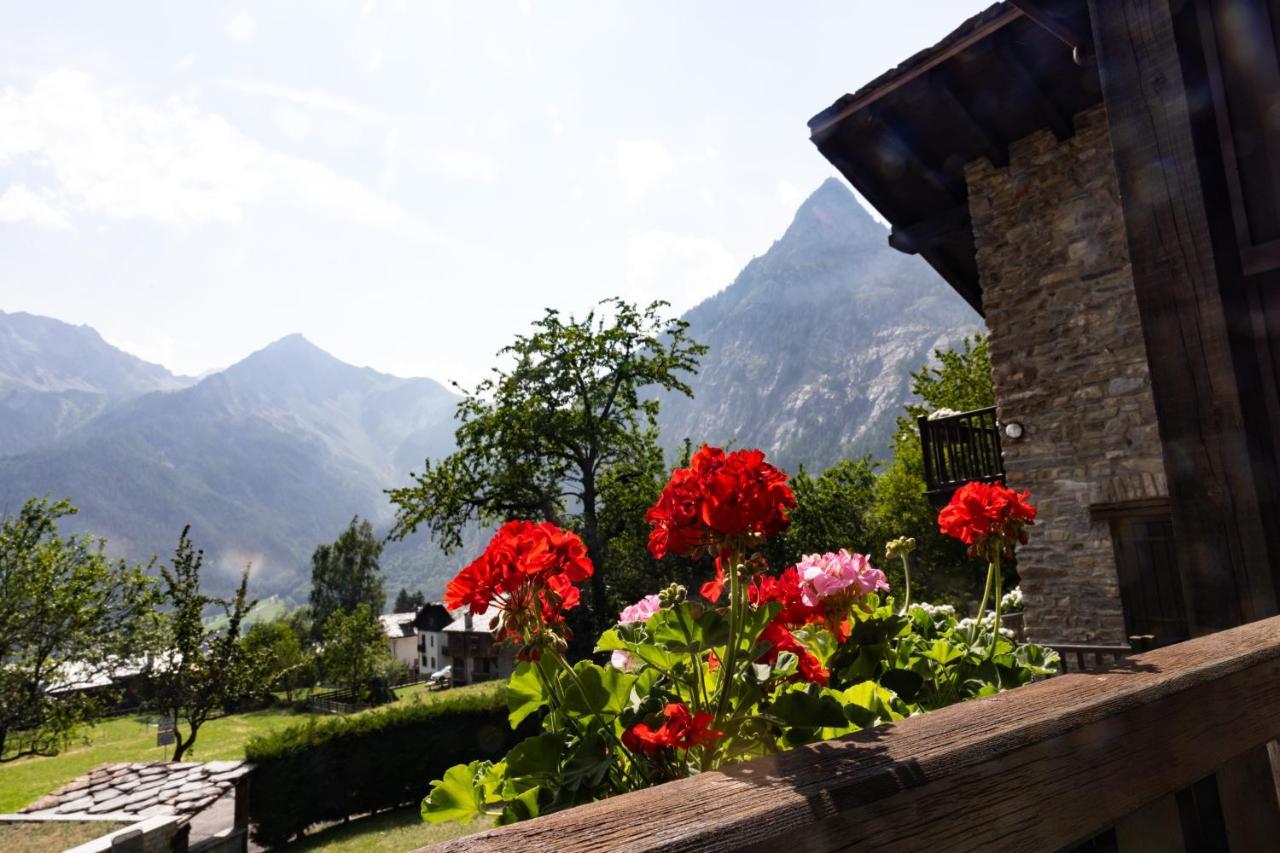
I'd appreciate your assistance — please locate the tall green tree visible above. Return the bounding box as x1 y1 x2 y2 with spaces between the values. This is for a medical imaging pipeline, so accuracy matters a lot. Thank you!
309 516 386 636
388 299 705 627
318 604 395 700
0 498 156 761
768 457 879 569
242 618 314 703
150 527 263 760
872 334 996 605
393 588 426 613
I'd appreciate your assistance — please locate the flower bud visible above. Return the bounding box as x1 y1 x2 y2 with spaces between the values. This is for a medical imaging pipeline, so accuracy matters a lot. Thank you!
885 536 916 560
658 583 688 608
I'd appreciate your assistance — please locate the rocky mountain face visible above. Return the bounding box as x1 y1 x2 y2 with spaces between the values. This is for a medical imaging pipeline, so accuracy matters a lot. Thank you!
658 178 981 473
0 332 461 599
0 310 192 456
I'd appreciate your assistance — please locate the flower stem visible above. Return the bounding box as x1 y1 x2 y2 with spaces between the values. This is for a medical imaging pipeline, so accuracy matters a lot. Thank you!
990 552 1003 663
899 553 912 613
975 559 994 625
713 548 742 730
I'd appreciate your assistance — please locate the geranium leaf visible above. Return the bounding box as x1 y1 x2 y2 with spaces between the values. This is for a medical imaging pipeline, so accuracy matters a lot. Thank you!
497 785 542 826
768 684 848 729
560 662 636 722
561 732 612 791
880 668 923 701
507 661 550 728
423 761 489 824
504 732 562 779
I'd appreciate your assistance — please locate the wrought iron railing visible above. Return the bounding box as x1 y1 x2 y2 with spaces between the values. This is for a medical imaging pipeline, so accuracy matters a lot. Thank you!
917 406 1005 507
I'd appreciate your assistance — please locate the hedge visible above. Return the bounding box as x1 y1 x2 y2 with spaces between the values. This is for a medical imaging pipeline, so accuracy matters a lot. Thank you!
245 686 535 847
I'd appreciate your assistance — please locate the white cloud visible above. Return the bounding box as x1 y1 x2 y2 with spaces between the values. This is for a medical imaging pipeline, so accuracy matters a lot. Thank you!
625 231 738 310
0 185 72 229
225 79 385 124
614 139 674 202
0 70 430 236
227 13 256 43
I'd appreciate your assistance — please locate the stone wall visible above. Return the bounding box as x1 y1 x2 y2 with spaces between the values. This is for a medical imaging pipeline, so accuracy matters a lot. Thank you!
966 105 1168 644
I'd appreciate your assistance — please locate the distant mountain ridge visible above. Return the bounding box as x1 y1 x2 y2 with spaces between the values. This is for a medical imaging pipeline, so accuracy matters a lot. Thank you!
658 179 980 472
0 329 462 599
0 310 193 456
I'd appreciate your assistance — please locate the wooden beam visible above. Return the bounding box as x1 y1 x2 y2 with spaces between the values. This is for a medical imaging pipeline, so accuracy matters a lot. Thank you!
809 7 1024 138
1010 0 1094 62
423 617 1280 852
863 105 962 201
888 204 971 255
993 36 1075 141
930 70 1010 168
1086 0 1277 631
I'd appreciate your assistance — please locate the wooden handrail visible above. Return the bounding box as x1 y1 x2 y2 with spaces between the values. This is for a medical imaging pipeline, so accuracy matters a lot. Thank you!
423 615 1280 852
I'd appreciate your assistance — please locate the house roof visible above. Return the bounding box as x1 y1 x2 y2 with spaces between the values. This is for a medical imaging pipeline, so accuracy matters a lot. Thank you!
444 605 502 634
379 612 419 640
415 601 453 632
21 761 253 823
808 0 1100 314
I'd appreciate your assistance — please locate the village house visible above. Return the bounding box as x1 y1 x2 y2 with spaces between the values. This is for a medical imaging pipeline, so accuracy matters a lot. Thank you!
441 605 517 686
414 601 452 675
377 611 421 676
809 0 1280 654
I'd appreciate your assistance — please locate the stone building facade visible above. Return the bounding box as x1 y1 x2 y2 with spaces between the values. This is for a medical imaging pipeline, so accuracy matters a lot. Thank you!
965 105 1169 644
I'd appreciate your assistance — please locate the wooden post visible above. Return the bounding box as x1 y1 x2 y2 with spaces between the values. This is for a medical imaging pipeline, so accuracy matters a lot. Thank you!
1085 0 1276 633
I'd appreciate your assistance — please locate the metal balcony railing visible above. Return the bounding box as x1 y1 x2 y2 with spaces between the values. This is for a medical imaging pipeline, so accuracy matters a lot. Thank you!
918 406 1005 507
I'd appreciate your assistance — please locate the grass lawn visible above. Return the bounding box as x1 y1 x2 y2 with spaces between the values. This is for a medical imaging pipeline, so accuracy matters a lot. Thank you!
0 707 309 813
0 682 503 816
284 808 486 852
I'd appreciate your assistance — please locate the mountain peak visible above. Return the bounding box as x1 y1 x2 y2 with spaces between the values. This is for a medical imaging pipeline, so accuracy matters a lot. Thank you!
783 178 885 247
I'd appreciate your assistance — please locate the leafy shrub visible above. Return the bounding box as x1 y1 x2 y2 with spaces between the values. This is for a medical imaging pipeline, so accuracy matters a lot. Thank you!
245 687 535 847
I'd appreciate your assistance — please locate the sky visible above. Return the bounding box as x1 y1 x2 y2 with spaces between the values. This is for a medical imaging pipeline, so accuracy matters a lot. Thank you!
0 1 989 387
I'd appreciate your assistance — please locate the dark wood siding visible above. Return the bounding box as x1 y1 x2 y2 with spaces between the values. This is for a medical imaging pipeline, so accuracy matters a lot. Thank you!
1196 0 1280 274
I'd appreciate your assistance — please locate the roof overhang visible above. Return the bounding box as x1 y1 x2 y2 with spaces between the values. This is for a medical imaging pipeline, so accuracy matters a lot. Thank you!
808 1 1101 315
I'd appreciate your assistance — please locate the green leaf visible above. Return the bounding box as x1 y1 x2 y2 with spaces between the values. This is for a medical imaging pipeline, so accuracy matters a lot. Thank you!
839 681 903 728
497 785 541 826
561 732 613 792
559 662 636 723
921 639 964 666
769 684 848 729
504 732 562 778
594 629 627 652
880 668 923 702
739 602 782 655
507 662 550 728
649 603 728 652
423 761 489 824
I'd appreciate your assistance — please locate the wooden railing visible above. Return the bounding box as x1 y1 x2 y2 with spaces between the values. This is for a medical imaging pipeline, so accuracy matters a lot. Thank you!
423 615 1280 852
918 406 1005 507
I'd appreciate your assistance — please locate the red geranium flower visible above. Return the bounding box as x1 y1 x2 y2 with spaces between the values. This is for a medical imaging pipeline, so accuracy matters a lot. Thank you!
748 566 819 627
757 621 829 686
622 702 724 755
646 445 796 562
938 481 1037 559
443 520 594 655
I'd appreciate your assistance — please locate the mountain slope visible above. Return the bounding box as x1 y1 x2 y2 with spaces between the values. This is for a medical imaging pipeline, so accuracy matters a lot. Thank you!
0 334 460 598
0 310 192 456
659 179 981 472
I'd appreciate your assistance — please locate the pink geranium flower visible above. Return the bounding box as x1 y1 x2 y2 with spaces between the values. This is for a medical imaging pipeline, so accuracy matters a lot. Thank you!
619 594 662 624
796 549 888 608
